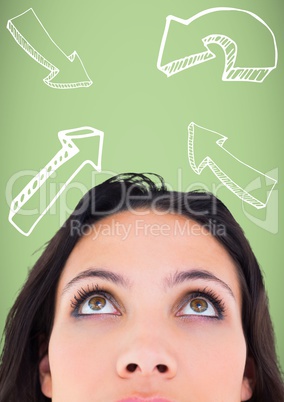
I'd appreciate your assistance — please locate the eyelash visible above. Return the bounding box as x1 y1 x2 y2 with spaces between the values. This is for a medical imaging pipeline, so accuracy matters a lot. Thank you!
70 284 118 317
178 287 226 319
70 285 226 319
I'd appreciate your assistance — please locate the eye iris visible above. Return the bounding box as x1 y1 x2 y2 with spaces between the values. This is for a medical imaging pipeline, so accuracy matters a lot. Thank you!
88 296 106 311
190 298 208 313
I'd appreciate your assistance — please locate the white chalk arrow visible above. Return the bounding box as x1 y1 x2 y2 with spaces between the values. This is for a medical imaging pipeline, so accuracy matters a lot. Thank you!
9 126 104 236
7 8 92 89
188 122 277 208
157 7 277 82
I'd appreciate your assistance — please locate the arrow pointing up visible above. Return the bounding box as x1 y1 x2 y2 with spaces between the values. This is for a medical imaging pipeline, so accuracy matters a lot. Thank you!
188 122 277 208
9 126 104 236
7 8 92 89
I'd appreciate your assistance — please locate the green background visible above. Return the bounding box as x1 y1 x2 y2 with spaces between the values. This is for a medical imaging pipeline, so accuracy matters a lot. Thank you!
1 0 283 374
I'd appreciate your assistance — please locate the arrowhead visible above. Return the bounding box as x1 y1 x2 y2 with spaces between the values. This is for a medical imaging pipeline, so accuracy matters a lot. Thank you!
159 15 215 76
59 127 104 172
44 51 93 89
188 122 227 174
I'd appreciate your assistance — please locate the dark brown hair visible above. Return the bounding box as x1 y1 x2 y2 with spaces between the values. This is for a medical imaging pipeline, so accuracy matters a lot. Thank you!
0 173 283 401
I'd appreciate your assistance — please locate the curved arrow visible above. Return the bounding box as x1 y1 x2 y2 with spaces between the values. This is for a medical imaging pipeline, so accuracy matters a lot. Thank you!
188 122 277 208
9 126 104 236
7 8 92 89
157 7 277 82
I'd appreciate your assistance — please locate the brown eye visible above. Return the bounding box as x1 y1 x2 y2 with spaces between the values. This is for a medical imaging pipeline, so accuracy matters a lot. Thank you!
79 294 118 315
190 298 208 313
177 296 217 317
88 296 106 311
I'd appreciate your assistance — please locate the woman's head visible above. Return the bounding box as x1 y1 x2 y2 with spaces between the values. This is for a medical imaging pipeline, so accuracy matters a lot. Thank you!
0 173 283 402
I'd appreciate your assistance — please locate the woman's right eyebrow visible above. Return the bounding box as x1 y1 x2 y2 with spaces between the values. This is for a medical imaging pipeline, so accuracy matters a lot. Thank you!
61 268 131 295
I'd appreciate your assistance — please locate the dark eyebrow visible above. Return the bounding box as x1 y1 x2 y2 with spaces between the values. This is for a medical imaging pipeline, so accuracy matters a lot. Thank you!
61 268 130 296
164 269 235 299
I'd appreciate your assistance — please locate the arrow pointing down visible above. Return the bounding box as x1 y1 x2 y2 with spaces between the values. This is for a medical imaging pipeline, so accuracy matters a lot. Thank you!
7 8 92 89
157 7 277 82
188 122 277 208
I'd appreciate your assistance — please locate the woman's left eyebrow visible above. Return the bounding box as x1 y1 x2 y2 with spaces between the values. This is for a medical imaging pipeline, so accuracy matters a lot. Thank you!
61 268 130 295
164 269 235 299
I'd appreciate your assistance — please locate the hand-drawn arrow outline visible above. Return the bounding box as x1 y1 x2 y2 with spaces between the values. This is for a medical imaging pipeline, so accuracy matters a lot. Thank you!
188 122 277 209
157 7 278 82
7 8 93 89
9 127 104 236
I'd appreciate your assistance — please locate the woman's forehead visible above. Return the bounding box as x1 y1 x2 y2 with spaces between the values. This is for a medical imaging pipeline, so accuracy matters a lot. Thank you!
59 211 242 302
69 210 228 264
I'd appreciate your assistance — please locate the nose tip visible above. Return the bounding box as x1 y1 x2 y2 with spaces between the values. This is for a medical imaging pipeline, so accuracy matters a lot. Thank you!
126 363 169 374
116 345 177 379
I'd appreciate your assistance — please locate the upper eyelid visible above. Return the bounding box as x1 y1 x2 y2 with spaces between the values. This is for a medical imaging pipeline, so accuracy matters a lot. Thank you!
174 289 226 316
177 294 214 310
70 285 124 313
79 294 118 314
175 289 217 306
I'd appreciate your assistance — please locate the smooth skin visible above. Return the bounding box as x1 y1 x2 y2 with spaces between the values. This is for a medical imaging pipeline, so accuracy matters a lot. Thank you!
40 211 255 402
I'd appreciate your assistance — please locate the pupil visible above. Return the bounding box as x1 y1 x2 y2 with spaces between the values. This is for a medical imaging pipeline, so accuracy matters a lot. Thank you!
89 296 106 310
191 298 208 313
